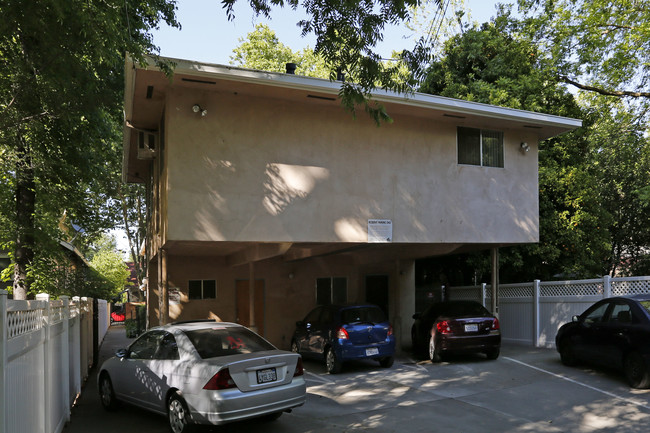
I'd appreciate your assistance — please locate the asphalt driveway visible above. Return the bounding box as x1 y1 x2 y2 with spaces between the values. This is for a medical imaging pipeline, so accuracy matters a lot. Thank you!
63 326 650 433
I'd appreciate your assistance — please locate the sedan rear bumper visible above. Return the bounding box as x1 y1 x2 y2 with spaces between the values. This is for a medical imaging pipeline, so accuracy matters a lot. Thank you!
186 377 306 425
439 333 501 353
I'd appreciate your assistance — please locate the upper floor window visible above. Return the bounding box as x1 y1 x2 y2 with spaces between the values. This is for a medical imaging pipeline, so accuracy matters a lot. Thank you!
457 127 504 168
189 279 216 300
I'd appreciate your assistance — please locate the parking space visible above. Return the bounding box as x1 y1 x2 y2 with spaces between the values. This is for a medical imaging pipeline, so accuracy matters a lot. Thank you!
64 327 650 433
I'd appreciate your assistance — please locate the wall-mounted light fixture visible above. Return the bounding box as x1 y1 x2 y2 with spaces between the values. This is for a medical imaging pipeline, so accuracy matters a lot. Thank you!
192 104 208 117
520 142 530 153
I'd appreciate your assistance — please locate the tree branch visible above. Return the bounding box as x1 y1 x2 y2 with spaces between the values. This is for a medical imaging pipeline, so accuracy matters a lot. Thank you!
560 75 650 98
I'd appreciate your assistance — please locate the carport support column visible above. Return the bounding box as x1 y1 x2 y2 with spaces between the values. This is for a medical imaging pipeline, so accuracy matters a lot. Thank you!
491 247 499 317
248 262 258 333
395 260 415 353
158 248 169 325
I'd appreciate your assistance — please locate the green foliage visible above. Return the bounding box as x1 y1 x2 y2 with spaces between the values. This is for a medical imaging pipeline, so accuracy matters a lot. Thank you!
0 0 179 298
89 234 131 299
230 24 329 78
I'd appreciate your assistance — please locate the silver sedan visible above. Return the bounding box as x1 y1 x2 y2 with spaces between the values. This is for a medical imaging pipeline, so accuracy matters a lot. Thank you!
97 321 306 433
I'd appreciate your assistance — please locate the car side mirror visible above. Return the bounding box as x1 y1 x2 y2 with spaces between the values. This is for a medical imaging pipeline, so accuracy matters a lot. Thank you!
115 348 128 359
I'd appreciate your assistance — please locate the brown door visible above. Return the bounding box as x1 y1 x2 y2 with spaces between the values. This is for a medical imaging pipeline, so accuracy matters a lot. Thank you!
235 279 265 336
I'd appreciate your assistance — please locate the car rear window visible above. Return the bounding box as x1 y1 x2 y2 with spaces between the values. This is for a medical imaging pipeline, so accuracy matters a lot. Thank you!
184 327 276 359
440 302 490 317
341 306 387 324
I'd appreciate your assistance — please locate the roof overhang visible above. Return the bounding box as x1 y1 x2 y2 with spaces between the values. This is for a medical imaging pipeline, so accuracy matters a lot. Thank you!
122 54 582 182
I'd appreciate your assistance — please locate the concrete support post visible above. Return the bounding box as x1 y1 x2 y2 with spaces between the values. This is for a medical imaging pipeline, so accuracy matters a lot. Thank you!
533 280 540 348
396 260 415 352
491 247 499 317
159 249 168 325
248 263 258 333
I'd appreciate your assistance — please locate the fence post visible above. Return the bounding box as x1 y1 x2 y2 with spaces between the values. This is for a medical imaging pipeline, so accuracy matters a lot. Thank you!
533 280 541 348
481 283 487 309
603 275 612 298
61 295 71 423
0 290 7 433
36 293 51 433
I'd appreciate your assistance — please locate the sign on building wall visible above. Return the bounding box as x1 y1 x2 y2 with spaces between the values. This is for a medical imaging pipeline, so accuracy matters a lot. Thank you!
368 219 393 243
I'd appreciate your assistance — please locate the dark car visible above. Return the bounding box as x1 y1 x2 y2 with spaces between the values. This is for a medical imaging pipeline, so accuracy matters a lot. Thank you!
555 294 650 388
291 304 395 374
411 300 501 362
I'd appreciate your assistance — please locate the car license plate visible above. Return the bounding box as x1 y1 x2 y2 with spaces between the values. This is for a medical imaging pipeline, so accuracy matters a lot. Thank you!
366 347 379 356
256 368 277 384
464 324 478 332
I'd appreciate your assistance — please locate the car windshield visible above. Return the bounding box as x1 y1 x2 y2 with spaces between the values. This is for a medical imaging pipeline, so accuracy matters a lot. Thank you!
184 327 276 359
341 306 386 324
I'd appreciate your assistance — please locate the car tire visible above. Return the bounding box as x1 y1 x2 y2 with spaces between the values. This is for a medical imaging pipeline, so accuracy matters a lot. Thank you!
624 351 650 389
168 392 193 433
326 348 342 374
291 340 299 354
559 340 578 367
429 335 441 363
379 356 394 368
485 348 500 360
98 373 118 411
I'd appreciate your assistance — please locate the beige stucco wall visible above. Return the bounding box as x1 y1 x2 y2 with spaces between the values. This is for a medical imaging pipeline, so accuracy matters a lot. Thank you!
147 253 388 350
163 87 540 245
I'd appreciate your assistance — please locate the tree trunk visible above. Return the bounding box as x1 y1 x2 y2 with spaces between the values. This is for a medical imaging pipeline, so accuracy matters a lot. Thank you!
13 137 35 300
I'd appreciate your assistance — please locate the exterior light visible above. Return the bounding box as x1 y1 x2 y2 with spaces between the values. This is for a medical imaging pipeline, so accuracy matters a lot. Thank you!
520 142 530 152
192 104 207 117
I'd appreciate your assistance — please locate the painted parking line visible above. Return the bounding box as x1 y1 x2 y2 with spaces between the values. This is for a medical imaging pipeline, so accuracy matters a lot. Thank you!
504 356 650 411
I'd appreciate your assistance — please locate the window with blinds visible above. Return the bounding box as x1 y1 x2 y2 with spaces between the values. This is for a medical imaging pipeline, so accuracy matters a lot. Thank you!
457 127 504 168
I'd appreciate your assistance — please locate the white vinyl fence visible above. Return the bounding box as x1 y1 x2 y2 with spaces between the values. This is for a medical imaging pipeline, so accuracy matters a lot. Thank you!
448 275 650 348
0 291 109 433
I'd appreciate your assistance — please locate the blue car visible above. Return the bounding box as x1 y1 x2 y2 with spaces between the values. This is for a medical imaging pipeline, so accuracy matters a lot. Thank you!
291 304 395 373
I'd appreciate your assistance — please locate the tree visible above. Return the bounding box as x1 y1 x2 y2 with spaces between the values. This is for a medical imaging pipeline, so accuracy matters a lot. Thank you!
89 234 131 300
517 0 650 122
0 1 179 299
230 23 329 78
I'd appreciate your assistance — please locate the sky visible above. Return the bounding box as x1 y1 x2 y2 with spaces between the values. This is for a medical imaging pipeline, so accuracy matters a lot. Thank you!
150 0 511 66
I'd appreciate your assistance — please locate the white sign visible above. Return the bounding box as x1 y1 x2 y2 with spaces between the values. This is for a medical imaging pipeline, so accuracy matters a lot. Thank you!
368 219 393 243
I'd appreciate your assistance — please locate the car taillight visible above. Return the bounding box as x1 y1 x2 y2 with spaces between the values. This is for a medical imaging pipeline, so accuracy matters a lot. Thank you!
336 327 349 339
436 320 452 334
492 318 500 330
294 357 304 377
387 325 393 337
203 368 236 390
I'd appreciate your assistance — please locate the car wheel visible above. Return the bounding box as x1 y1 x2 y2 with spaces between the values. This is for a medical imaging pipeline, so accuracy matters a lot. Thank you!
624 352 650 389
559 340 578 367
379 356 394 368
291 340 299 354
168 392 193 433
485 348 500 360
429 335 441 362
98 373 118 411
326 348 342 374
